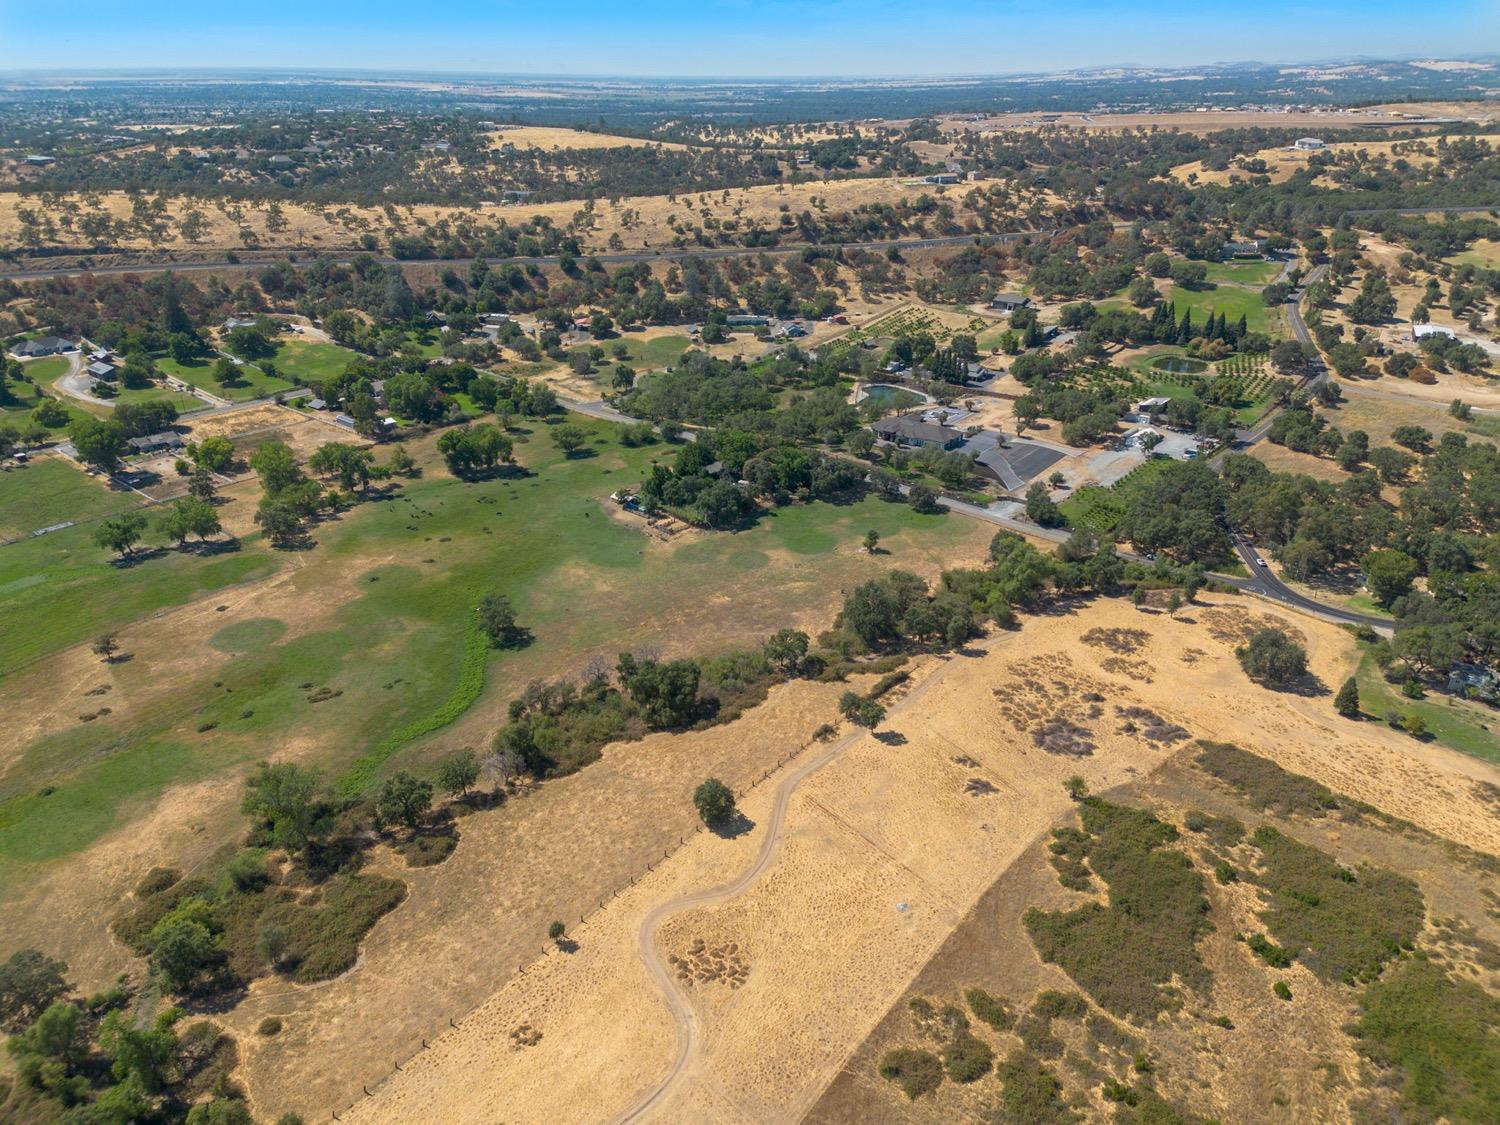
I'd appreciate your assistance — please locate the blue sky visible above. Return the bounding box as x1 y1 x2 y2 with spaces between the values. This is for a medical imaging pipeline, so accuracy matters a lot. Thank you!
2 1 1496 76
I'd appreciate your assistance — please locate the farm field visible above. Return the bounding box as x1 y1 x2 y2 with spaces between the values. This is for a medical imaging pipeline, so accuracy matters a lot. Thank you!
343 595 1500 1125
0 415 991 990
156 354 299 400
1058 455 1171 533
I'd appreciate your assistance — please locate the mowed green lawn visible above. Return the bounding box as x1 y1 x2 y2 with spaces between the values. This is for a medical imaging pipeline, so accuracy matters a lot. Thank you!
1356 652 1499 766
0 418 988 882
1166 281 1278 336
21 356 71 382
271 338 360 383
1205 259 1280 287
0 457 139 540
156 355 297 401
619 333 694 370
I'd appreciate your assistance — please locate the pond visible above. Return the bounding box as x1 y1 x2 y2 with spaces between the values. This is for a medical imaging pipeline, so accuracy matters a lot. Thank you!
1149 355 1208 374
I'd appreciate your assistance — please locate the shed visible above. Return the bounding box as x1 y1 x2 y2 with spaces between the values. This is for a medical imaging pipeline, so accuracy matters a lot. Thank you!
87 361 118 381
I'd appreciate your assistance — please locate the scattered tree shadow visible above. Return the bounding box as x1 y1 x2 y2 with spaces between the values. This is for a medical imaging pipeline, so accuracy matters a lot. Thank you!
711 811 756 840
555 938 580 954
874 729 908 746
110 546 169 568
1252 671 1330 698
184 537 241 557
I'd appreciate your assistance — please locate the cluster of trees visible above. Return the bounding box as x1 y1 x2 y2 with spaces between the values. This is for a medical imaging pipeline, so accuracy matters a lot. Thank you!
436 424 513 477
1 948 275 1125
1223 433 1499 682
494 634 820 780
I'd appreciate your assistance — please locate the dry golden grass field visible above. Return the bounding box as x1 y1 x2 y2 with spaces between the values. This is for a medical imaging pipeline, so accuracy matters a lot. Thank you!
0 174 952 257
1166 136 1500 188
339 595 1500 1125
485 125 693 151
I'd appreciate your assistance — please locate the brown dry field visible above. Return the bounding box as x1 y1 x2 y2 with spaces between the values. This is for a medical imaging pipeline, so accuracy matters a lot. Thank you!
1167 135 1489 188
339 595 1500 1125
485 125 692 152
0 175 948 257
940 108 1470 137
810 743 1500 1124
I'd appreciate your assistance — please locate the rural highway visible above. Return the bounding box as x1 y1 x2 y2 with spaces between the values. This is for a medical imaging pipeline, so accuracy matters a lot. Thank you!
0 231 1050 283
616 656 958 1124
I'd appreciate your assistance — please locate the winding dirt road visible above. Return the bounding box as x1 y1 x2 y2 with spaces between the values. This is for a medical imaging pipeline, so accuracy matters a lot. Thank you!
616 660 955 1123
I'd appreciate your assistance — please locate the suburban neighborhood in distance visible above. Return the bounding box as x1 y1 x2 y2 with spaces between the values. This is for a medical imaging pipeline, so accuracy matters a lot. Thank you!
1 5 1499 1122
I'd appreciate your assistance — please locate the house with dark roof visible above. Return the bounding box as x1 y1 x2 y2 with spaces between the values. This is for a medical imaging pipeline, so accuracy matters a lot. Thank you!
127 431 184 455
871 413 966 450
989 293 1031 313
88 361 118 381
10 336 75 358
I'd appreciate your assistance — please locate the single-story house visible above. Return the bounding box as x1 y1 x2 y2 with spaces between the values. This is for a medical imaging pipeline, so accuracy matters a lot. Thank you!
500 189 536 204
1134 396 1173 415
778 322 808 338
223 316 260 330
1222 239 1268 259
87 361 118 381
333 414 356 430
871 413 966 451
1293 137 1325 151
267 154 298 168
307 398 327 411
1120 426 1163 450
127 431 184 455
726 314 769 328
922 173 962 185
989 293 1031 313
24 155 55 166
1414 323 1456 340
482 313 510 326
10 335 75 358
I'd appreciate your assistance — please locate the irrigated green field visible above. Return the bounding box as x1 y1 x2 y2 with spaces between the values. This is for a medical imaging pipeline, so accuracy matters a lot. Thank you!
157 355 300 401
0 416 989 887
1166 281 1280 337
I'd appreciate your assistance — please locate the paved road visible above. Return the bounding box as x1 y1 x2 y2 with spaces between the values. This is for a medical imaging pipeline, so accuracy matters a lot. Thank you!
616 658 959 1124
1228 264 1328 448
1228 532 1393 632
0 231 1053 283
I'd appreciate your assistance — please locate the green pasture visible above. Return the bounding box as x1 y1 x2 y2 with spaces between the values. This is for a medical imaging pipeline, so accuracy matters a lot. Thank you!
0 417 984 883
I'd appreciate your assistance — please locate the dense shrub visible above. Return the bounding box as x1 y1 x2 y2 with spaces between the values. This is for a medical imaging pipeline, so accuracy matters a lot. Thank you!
878 1047 944 1100
1025 800 1211 1021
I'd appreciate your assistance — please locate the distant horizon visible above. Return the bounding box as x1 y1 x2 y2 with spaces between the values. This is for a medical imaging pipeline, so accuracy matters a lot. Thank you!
2 54 1500 84
2 1 1498 79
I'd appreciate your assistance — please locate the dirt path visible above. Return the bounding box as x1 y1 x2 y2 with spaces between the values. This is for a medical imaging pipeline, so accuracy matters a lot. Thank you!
618 666 953 1122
